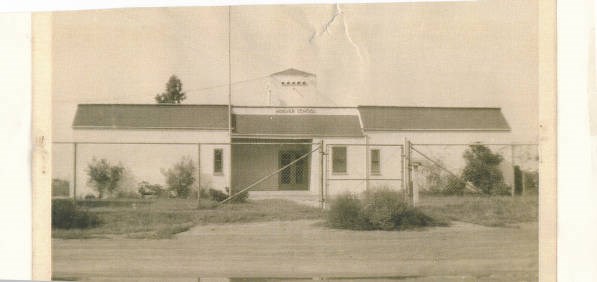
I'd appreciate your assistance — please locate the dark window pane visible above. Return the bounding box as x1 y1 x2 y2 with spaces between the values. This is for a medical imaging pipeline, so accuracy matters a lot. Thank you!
332 147 347 173
214 149 223 173
371 149 380 174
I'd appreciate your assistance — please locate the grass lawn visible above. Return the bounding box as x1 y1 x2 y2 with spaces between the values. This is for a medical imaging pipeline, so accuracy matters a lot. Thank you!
418 194 538 227
53 194 537 240
52 199 324 239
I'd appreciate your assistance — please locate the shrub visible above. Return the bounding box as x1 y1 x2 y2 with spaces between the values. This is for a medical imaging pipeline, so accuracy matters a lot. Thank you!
490 182 512 196
225 187 249 203
52 199 101 229
444 175 466 195
393 208 436 230
116 190 140 199
361 188 408 230
197 198 219 210
162 156 196 198
84 194 96 200
86 158 125 199
200 188 228 202
327 193 367 229
524 171 539 194
462 144 508 195
327 188 440 231
137 181 167 198
52 178 70 197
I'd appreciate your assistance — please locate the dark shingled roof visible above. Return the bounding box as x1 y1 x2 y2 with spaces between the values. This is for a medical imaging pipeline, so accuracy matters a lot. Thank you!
358 106 510 131
73 104 229 129
232 114 363 137
270 68 315 77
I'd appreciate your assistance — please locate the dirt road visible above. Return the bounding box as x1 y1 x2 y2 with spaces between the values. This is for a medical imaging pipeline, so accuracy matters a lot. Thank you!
52 220 537 281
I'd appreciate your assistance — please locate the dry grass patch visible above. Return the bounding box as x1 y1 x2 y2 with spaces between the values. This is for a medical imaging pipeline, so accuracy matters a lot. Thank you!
418 195 538 227
53 199 324 239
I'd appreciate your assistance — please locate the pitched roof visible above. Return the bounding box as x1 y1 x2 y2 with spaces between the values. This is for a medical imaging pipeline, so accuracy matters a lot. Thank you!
232 114 363 137
270 68 315 77
358 106 511 131
72 104 229 129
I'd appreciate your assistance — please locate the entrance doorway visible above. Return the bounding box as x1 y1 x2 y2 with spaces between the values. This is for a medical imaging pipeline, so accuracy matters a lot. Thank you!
279 150 310 191
231 139 312 191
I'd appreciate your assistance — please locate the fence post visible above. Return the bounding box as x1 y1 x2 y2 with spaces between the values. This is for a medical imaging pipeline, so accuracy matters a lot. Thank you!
319 140 325 209
511 145 515 197
522 171 527 196
403 138 415 206
411 144 418 207
365 136 369 192
73 142 77 207
401 145 405 194
197 143 201 205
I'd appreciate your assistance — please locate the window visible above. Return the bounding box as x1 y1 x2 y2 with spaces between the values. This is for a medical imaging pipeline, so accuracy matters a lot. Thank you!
332 147 347 173
370 149 381 175
214 149 223 174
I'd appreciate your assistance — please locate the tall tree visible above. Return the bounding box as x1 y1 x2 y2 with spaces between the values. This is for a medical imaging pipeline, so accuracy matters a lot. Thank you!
461 144 509 195
155 75 186 104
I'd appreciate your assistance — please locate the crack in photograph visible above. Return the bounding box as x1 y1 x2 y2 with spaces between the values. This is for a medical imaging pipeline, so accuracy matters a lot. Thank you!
41 1 552 281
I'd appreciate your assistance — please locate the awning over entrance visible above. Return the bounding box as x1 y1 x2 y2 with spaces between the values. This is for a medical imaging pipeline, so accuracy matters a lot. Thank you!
232 114 363 137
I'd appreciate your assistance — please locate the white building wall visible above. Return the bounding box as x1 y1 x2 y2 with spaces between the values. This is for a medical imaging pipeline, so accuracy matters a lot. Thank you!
200 143 231 193
63 125 515 199
318 137 369 197
73 129 229 144
367 144 404 191
66 129 230 198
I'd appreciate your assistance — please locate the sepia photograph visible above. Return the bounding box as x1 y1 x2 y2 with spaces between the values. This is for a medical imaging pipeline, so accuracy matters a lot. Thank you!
34 1 554 281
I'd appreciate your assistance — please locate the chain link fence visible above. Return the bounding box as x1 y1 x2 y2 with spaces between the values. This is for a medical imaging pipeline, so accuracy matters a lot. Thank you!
410 144 539 202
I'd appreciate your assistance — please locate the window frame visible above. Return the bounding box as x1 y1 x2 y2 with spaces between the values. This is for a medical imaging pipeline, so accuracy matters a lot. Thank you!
370 148 381 175
213 148 224 175
332 146 348 174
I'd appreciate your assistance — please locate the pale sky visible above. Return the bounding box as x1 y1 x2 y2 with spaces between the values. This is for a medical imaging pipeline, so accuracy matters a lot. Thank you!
52 1 539 142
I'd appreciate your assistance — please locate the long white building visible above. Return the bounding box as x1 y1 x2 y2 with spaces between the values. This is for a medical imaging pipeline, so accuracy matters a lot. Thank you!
70 68 513 201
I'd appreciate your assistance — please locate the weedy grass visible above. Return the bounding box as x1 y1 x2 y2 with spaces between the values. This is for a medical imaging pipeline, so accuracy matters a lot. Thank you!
53 198 324 239
418 195 538 227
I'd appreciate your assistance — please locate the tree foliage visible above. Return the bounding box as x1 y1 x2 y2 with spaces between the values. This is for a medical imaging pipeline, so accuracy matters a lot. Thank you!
462 144 509 195
86 158 125 199
154 75 186 104
162 156 196 198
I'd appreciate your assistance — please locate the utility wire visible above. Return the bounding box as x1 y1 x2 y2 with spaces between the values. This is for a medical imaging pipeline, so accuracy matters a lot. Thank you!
185 75 269 93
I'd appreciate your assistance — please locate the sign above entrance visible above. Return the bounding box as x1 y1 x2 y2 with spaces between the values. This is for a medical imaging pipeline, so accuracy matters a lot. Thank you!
231 106 359 116
275 108 316 114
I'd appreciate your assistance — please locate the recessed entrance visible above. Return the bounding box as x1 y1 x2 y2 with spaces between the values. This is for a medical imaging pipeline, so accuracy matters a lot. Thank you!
231 139 311 191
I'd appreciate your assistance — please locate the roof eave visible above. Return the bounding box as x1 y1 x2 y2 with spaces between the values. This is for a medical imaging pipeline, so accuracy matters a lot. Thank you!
363 128 511 132
231 133 364 137
72 126 231 130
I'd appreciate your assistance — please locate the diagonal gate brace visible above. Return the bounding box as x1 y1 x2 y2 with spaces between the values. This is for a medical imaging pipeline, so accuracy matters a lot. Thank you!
219 145 321 205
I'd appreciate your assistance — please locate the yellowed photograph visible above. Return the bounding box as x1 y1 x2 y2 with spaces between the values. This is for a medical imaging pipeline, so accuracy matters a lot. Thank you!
35 1 555 281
